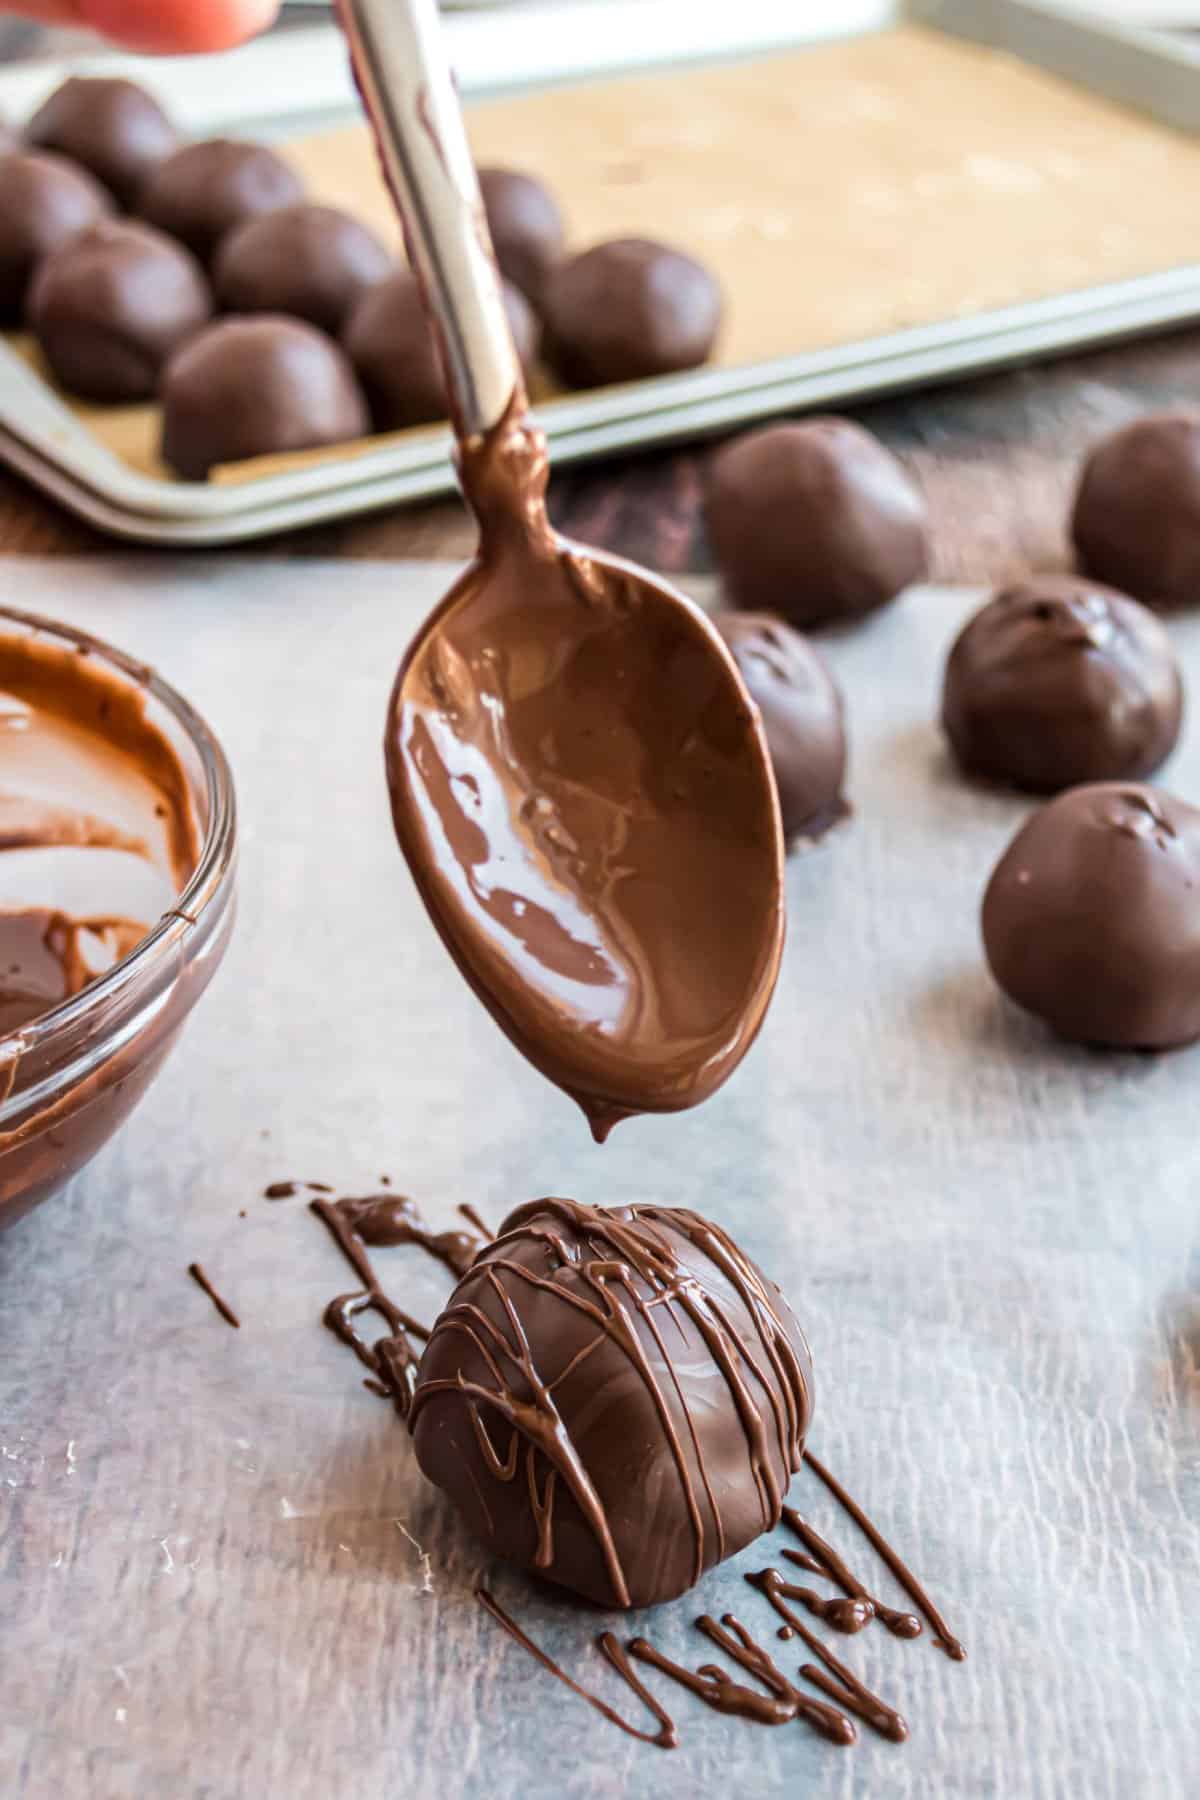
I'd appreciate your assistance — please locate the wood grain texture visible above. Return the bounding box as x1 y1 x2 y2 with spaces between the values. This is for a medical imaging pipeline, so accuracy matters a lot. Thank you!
2 557 1197 1799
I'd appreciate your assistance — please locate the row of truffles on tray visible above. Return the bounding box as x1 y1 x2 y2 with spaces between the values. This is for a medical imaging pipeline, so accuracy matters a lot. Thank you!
0 76 723 478
703 408 1200 1056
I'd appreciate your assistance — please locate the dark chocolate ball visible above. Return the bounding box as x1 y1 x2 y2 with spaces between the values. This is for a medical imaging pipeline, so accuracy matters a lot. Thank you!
29 219 212 403
24 76 179 207
409 1197 813 1609
706 419 929 627
0 149 113 325
1073 412 1200 610
943 577 1183 794
540 237 721 387
342 268 537 431
478 166 565 301
138 139 305 264
714 612 848 844
982 783 1200 1049
213 203 392 335
160 315 369 480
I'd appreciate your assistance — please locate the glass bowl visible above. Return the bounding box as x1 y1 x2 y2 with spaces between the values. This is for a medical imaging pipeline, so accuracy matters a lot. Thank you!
0 606 237 1230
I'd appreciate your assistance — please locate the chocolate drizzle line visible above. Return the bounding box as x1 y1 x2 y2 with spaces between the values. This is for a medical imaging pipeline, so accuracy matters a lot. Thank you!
409 1198 812 1609
803 1451 965 1661
780 1506 922 1639
747 1572 908 1742
311 1192 487 1414
630 1613 855 1745
264 1179 332 1199
187 1262 239 1329
476 1588 677 1749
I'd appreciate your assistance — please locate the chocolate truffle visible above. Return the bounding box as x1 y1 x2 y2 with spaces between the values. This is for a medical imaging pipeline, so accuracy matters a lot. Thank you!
213 203 392 335
943 577 1183 794
138 139 305 264
160 316 369 480
477 166 565 301
714 612 848 843
0 149 113 324
409 1197 813 1609
982 783 1200 1049
29 220 212 403
1072 412 1200 610
706 419 929 627
24 77 179 207
343 268 537 431
540 237 721 387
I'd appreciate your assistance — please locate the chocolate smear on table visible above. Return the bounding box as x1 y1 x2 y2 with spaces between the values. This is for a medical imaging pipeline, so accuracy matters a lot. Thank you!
187 1262 240 1329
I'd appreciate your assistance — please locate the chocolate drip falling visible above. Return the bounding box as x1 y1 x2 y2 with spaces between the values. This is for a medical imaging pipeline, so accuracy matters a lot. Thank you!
409 1198 813 1608
476 1588 677 1750
803 1451 965 1661
187 1261 240 1329
780 1506 922 1639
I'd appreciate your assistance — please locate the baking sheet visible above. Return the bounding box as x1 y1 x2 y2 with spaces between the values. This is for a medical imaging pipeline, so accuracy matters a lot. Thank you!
8 7 1200 538
2 556 1197 1797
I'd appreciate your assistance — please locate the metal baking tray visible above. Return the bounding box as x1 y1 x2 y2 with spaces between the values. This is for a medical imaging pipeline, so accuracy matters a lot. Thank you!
2 0 1200 545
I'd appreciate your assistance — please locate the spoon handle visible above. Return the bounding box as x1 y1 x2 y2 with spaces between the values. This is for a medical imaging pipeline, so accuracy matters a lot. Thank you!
338 0 520 438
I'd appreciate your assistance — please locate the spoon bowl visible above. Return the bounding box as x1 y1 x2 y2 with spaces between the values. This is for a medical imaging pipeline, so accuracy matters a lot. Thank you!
386 405 784 1139
344 0 785 1136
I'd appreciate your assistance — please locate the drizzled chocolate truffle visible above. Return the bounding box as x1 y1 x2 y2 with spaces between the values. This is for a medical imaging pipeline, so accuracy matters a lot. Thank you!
982 783 1200 1049
24 77 179 207
30 220 212 403
942 578 1183 793
478 166 565 301
214 203 392 335
409 1198 813 1609
540 237 721 387
0 150 112 324
138 139 305 264
1072 412 1200 610
161 316 368 479
714 613 848 844
706 419 929 628
343 268 537 431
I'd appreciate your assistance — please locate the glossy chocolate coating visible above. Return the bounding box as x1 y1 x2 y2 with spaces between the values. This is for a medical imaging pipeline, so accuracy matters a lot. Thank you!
24 76 179 207
714 612 848 843
342 268 537 430
0 149 113 325
29 219 212 403
160 315 369 480
1072 412 1200 610
386 400 784 1140
540 237 721 387
942 577 1183 793
982 782 1200 1049
214 203 392 335
477 166 565 301
138 139 305 264
706 419 929 627
410 1197 813 1609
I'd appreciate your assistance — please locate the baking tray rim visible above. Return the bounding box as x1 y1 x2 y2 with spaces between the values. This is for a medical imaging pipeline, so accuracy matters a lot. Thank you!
4 0 1200 539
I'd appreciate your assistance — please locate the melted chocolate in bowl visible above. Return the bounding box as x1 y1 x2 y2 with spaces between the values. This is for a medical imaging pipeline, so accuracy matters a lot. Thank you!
386 405 785 1139
0 612 236 1228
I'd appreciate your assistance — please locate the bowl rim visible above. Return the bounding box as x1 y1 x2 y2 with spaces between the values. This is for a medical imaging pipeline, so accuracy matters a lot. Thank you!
0 602 237 1069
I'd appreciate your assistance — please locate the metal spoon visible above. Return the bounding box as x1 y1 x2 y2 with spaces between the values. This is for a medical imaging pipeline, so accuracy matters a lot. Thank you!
342 0 784 1141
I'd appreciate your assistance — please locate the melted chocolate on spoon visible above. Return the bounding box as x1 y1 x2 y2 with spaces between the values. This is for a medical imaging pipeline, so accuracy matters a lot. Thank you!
385 398 784 1141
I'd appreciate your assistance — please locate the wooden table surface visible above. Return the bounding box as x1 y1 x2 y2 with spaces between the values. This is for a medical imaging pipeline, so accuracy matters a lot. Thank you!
2 329 1198 578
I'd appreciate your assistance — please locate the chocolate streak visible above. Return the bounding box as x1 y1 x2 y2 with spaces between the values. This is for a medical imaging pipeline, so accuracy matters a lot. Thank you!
780 1505 922 1640
385 397 784 1142
747 1571 908 1741
803 1451 966 1661
187 1261 239 1329
629 1613 855 1745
